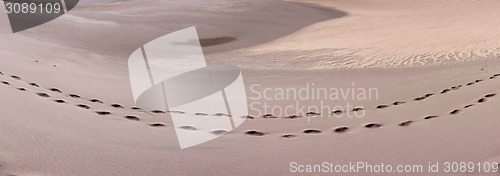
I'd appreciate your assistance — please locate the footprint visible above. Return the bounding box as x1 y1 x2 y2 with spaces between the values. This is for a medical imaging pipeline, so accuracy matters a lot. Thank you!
467 82 475 86
29 83 39 87
365 123 382 129
49 88 62 93
424 93 434 98
441 89 451 94
95 111 111 116
168 110 185 114
475 79 483 83
414 97 426 101
211 130 228 135
90 99 103 103
76 104 90 109
53 99 66 103
262 114 278 118
151 110 165 114
36 93 50 98
179 126 197 130
16 87 26 91
285 115 301 119
306 112 321 116
1 81 9 85
303 129 322 134
478 98 487 103
10 75 21 80
131 107 142 110
68 94 81 98
214 113 230 117
333 127 349 133
281 134 297 138
464 104 474 108
376 105 389 109
242 115 255 119
331 110 343 115
352 107 365 112
124 115 140 121
245 130 266 136
393 101 406 105
424 115 438 120
398 121 413 127
195 113 209 116
150 123 166 127
485 94 496 98
111 104 124 108
450 109 460 115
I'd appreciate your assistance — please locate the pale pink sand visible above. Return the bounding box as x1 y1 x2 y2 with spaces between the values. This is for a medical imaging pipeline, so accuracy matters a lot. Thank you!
1 0 500 175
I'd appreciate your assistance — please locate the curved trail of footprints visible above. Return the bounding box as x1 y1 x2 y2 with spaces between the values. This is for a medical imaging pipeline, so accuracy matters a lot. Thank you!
1 70 500 139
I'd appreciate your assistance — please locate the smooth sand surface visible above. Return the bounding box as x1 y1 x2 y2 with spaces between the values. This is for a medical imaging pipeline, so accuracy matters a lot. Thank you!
1 0 500 175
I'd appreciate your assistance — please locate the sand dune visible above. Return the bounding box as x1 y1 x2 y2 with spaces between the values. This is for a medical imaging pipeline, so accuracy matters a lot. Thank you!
212 0 500 69
1 0 500 175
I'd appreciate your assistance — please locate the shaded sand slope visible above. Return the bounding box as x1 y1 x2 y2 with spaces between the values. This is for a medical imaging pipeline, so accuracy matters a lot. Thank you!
213 0 500 69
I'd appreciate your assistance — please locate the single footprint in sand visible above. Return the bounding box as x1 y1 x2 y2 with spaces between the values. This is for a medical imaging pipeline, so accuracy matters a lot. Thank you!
68 94 81 98
376 105 389 109
424 115 439 120
1 81 10 85
414 97 426 101
467 82 475 86
352 107 365 112
331 110 343 115
441 89 451 94
53 99 66 103
464 104 475 108
195 113 209 116
90 99 103 103
399 121 413 127
49 88 62 93
111 104 124 108
285 115 301 119
151 110 165 114
131 107 142 110
365 123 383 129
10 75 21 80
76 104 90 109
393 101 406 105
179 126 197 131
211 130 228 135
485 93 496 98
306 112 321 116
17 87 26 91
281 134 297 138
303 129 322 134
150 123 166 127
262 114 278 118
478 98 487 103
168 110 185 114
95 111 111 116
242 115 255 119
124 115 140 121
214 113 230 117
450 109 460 115
36 93 50 98
29 83 39 87
245 130 266 136
333 127 349 133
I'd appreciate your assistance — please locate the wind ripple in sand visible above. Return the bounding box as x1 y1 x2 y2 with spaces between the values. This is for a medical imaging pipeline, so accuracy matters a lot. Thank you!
226 48 500 69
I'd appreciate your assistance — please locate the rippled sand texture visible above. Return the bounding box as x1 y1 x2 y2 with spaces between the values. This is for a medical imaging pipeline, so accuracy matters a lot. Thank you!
217 0 500 69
